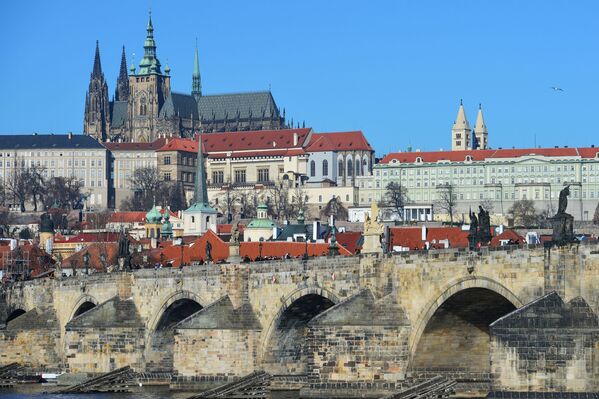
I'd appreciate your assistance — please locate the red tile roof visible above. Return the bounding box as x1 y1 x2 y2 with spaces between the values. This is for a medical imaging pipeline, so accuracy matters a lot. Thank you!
306 131 373 152
216 224 246 234
333 231 362 254
104 138 166 151
61 242 119 271
490 229 525 247
388 226 469 251
381 147 599 164
142 230 352 267
158 129 311 156
108 212 147 224
54 232 120 244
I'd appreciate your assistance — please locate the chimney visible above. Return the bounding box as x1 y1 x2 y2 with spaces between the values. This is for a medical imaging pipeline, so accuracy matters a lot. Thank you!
293 132 298 146
312 220 320 241
421 225 427 241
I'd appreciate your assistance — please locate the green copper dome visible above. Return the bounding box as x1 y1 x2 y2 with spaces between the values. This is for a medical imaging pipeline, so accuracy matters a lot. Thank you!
146 205 162 224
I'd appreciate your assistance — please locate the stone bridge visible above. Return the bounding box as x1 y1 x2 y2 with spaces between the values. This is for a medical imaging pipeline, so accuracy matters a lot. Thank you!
1 243 599 395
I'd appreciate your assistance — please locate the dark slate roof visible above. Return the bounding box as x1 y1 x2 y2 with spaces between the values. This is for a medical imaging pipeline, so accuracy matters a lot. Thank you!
111 101 128 127
0 134 104 150
275 223 331 241
159 92 199 119
198 91 278 121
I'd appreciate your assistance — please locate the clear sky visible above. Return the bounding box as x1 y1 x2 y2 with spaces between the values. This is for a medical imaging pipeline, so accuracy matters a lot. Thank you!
0 1 597 156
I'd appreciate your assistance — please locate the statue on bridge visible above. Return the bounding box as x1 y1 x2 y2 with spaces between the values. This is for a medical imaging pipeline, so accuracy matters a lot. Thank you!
468 206 492 250
550 185 575 245
362 202 384 254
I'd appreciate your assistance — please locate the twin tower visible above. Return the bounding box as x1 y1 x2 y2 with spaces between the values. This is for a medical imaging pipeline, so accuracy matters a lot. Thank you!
451 100 488 151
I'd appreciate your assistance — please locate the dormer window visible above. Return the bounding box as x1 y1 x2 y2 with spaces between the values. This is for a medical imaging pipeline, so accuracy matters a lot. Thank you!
465 155 473 162
415 157 423 164
596 152 599 159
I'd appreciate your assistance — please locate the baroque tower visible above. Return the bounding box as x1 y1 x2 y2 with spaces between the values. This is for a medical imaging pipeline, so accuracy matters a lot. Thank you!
83 41 110 141
115 46 130 101
451 100 471 151
126 12 171 142
473 104 488 150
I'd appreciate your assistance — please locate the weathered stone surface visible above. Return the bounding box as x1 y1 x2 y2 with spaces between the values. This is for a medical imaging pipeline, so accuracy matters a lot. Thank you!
490 291 599 392
177 295 261 330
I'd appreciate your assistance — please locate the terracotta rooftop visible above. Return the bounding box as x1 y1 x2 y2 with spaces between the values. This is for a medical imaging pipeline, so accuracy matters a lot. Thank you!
381 147 599 164
388 226 469 251
306 131 373 152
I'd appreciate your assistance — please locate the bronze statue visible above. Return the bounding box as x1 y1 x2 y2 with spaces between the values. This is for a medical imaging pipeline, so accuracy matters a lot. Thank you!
39 212 54 233
205 241 213 262
557 185 570 214
469 209 478 234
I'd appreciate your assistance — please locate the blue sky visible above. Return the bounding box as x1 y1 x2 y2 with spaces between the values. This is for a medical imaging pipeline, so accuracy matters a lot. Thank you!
0 1 597 155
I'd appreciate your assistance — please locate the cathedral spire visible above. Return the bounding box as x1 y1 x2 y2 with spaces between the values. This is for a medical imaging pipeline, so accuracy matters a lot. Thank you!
192 39 202 99
115 46 130 101
92 40 102 77
138 11 162 75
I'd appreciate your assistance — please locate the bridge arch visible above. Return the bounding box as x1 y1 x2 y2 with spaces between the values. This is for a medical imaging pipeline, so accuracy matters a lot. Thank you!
68 295 98 322
260 285 341 374
5 308 26 324
409 276 522 380
146 290 204 373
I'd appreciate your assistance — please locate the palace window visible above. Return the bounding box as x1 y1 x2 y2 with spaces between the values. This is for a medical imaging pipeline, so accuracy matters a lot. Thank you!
163 172 171 181
322 160 328 176
347 159 353 177
234 169 246 183
338 160 344 177
258 168 270 182
310 160 316 177
164 156 171 165
212 170 224 184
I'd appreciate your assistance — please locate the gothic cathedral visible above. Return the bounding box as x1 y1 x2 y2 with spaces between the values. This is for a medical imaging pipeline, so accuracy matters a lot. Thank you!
83 14 286 142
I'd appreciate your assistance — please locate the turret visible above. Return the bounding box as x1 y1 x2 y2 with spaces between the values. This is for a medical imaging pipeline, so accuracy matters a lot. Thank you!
115 46 130 101
138 12 162 75
473 104 489 150
83 40 110 141
451 99 471 151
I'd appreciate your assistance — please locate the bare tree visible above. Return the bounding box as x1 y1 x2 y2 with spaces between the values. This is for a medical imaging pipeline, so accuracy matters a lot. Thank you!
508 199 540 228
0 207 16 238
5 163 30 212
381 182 408 222
290 186 309 219
214 184 239 221
44 176 86 210
121 166 161 211
480 198 495 215
238 189 261 219
26 165 46 211
435 184 458 225
320 196 348 221
267 184 293 221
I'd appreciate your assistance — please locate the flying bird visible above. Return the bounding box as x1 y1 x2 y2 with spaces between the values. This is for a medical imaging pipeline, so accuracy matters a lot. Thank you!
550 86 564 92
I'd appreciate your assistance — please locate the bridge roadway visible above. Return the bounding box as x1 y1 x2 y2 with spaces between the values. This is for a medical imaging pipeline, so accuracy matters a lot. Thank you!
1 243 598 395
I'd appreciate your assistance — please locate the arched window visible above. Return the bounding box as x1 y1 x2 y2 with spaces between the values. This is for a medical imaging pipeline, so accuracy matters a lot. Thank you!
362 159 367 175
310 160 316 177
338 159 344 177
347 159 353 177
355 159 360 176
140 97 147 116
322 160 328 176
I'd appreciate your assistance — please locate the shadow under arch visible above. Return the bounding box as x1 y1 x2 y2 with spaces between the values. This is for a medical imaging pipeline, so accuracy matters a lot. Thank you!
5 308 26 324
409 276 522 380
68 295 99 323
259 285 341 375
145 290 204 373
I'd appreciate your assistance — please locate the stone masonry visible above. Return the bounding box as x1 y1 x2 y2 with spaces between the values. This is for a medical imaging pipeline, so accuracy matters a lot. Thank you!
0 243 598 396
